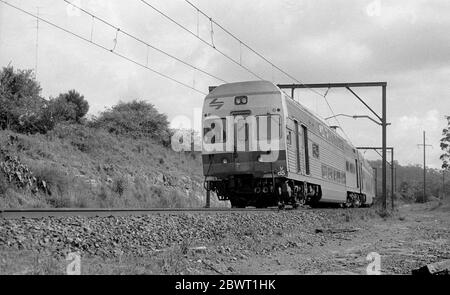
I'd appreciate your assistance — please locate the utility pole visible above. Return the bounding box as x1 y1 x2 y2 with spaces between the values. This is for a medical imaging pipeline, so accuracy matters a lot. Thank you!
422 131 426 203
35 7 41 79
443 170 446 199
417 131 432 203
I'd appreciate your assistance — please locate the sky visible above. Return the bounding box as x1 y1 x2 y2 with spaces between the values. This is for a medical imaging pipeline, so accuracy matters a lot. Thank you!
0 0 449 168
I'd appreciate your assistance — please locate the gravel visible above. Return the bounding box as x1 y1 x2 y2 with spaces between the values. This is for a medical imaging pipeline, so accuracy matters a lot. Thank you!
0 210 332 258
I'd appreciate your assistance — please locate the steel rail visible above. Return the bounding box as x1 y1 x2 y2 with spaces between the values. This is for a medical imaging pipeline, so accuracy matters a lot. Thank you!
0 207 293 219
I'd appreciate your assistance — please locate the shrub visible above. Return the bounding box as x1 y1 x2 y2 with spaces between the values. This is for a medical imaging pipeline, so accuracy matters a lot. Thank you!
47 96 77 123
50 123 98 153
13 106 55 134
112 176 128 196
0 66 41 101
0 65 55 134
32 166 69 197
0 172 8 195
46 194 72 208
90 100 172 145
49 90 89 123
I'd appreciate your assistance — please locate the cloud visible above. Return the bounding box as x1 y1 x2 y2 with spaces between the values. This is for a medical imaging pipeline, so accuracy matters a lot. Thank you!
393 110 445 168
398 110 441 132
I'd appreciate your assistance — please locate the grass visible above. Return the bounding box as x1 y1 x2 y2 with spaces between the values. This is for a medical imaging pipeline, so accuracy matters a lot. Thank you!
0 244 200 275
0 124 208 209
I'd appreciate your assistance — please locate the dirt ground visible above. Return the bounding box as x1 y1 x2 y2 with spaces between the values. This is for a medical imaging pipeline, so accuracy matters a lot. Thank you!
228 200 450 275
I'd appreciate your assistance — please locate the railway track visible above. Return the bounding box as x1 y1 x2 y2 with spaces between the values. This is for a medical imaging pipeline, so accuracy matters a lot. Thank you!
0 207 296 219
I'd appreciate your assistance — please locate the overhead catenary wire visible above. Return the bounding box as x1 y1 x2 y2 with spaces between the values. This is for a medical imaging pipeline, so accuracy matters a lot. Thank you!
138 0 347 138
138 0 264 80
184 0 325 97
1 0 208 95
63 0 227 84
182 0 353 145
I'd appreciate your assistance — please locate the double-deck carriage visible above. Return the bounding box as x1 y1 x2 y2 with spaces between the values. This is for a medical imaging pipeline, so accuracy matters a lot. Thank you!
202 81 375 208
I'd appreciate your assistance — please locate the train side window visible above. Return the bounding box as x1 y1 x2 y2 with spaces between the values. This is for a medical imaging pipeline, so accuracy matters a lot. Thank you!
321 165 327 179
327 167 333 180
287 130 292 145
349 163 355 173
302 125 310 175
312 143 319 159
319 125 324 137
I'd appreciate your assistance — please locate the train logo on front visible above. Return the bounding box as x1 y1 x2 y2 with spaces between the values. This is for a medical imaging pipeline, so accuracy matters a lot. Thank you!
209 98 224 110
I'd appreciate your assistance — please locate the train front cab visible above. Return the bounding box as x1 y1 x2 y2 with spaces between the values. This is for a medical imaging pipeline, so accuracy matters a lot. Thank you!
202 81 289 208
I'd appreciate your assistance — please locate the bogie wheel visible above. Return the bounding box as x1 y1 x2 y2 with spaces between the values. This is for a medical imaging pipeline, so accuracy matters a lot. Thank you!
353 195 361 208
298 196 306 206
344 196 352 208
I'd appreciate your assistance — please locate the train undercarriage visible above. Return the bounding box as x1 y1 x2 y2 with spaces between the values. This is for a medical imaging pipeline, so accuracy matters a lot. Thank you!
205 175 322 209
205 175 368 209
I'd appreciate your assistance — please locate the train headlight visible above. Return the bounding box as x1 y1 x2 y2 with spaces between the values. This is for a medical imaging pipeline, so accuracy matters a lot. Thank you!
222 158 228 164
234 96 248 105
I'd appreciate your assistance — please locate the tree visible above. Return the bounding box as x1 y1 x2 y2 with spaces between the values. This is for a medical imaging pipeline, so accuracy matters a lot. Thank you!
53 90 89 122
440 116 450 169
0 65 53 134
48 96 78 122
91 100 172 145
0 65 41 99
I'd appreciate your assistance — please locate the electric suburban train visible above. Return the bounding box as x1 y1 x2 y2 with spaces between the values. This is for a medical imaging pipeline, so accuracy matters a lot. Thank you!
202 81 375 208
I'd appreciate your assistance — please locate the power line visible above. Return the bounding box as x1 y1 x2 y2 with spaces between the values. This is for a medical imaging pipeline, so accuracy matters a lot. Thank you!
63 0 227 84
184 0 323 95
181 0 352 144
1 0 208 95
35 7 40 79
138 0 265 80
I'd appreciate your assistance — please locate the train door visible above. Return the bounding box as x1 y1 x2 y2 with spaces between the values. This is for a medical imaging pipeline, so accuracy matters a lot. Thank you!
286 127 298 172
355 159 361 192
234 115 251 165
361 168 364 191
302 125 310 175
294 121 301 173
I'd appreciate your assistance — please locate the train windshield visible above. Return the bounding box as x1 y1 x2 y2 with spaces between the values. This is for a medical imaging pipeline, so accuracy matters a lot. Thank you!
203 115 280 152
